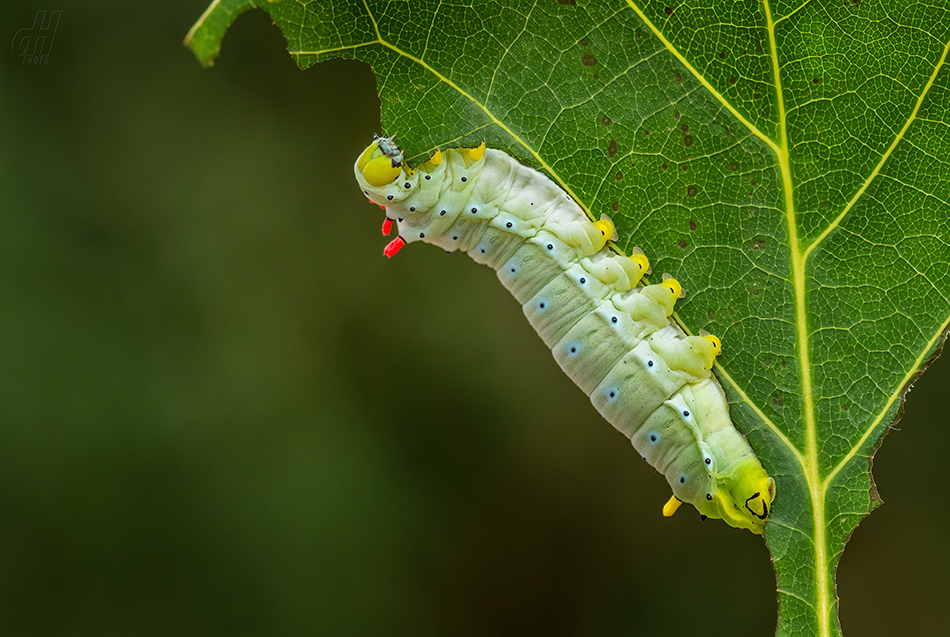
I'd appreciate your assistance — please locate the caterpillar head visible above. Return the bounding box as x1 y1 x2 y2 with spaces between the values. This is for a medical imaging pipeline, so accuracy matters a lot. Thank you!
712 458 776 534
357 138 403 187
355 138 446 221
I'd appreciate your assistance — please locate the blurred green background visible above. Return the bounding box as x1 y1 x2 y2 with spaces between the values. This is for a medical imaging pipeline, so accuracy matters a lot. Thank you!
1 2 947 635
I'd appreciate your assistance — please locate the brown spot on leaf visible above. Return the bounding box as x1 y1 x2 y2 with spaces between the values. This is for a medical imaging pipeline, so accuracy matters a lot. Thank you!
661 163 668 170
681 124 690 134
764 358 772 366
813 77 820 83
684 135 693 147
678 239 687 249
707 310 716 321
601 116 612 126
689 220 697 231
751 239 766 250
730 162 739 171
608 139 617 157
581 53 597 66
579 38 587 46
611 201 619 212
615 172 623 180
675 72 683 82
772 395 784 407
664 6 673 14
687 185 698 198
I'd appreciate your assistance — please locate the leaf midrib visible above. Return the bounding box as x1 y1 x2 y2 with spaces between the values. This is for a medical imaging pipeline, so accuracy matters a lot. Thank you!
760 3 830 634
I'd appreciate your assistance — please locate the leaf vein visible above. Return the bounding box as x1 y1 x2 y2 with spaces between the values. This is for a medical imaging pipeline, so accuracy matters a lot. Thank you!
821 315 950 489
801 37 950 263
623 1 780 155
346 0 591 217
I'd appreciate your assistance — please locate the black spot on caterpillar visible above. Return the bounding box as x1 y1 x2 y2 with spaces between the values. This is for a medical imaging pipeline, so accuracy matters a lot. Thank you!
355 137 774 534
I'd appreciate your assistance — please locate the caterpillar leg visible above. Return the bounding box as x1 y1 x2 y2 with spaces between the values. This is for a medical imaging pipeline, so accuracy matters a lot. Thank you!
547 216 614 256
663 495 683 517
462 141 486 164
425 149 443 167
581 252 650 292
649 333 722 375
612 275 685 326
659 274 683 300
594 216 617 242
383 237 406 258
614 285 675 328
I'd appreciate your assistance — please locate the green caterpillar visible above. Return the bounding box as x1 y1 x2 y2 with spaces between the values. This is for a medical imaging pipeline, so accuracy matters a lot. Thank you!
355 137 775 534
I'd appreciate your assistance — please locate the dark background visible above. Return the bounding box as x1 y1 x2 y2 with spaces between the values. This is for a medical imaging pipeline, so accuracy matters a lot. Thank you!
1 2 947 635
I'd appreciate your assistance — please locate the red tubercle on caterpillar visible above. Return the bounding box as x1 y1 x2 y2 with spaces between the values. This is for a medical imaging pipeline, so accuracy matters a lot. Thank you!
383 237 406 258
382 217 394 235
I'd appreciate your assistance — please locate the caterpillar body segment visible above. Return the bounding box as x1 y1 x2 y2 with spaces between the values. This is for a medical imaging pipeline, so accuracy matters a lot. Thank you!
354 138 775 534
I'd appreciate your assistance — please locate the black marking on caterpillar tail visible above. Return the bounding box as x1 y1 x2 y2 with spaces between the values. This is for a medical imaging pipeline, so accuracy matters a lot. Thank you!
353 138 774 534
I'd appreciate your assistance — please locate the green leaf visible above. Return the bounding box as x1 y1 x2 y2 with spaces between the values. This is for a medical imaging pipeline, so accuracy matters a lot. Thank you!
186 2 950 635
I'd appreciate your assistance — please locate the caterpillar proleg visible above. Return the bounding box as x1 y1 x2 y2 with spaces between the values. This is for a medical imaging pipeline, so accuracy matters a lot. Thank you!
354 137 775 534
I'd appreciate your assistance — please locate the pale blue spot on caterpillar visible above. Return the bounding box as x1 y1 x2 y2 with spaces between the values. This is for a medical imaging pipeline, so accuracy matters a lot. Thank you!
354 136 775 534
